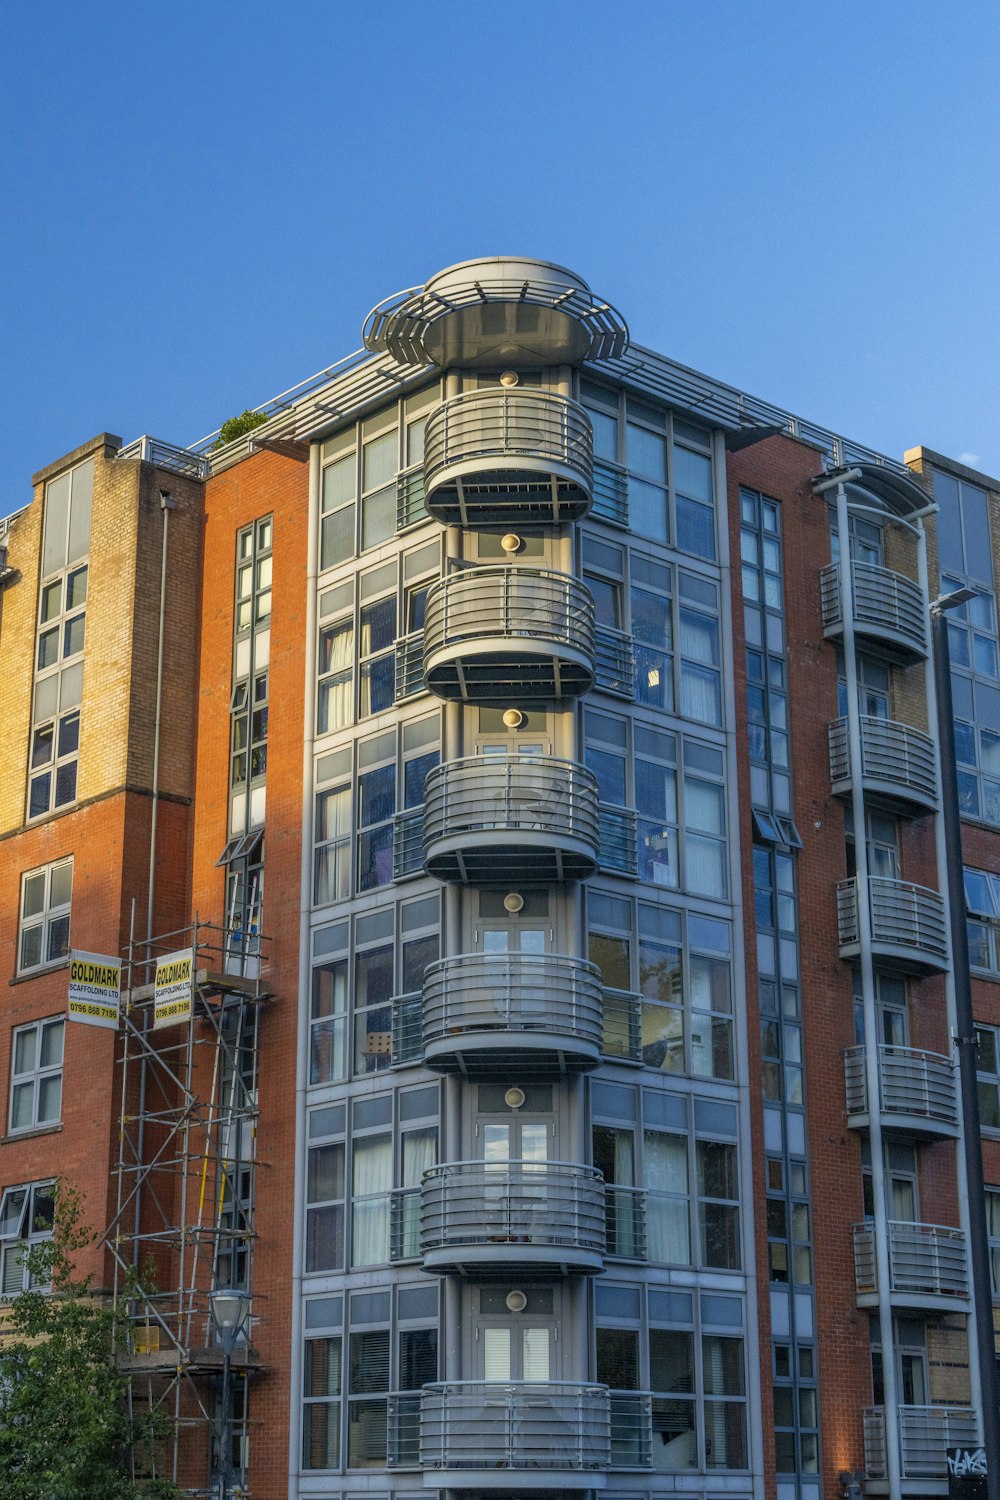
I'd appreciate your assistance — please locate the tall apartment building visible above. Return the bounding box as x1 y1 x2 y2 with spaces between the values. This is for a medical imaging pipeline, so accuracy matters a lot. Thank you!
1 257 997 1500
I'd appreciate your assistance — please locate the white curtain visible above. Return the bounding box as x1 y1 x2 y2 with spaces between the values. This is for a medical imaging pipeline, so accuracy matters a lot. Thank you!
351 1136 392 1266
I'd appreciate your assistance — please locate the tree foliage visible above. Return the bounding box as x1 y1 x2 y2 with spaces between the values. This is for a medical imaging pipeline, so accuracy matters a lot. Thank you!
214 409 267 448
0 1184 178 1500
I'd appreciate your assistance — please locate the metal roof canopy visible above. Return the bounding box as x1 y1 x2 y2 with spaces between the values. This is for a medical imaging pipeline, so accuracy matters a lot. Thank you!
822 462 931 519
362 256 630 369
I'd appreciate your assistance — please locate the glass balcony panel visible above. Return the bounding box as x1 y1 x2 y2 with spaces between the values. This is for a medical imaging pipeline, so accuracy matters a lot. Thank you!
423 568 596 704
423 390 593 526
422 755 600 885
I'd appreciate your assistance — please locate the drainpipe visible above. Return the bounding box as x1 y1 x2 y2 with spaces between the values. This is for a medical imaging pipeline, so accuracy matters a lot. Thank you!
147 490 175 954
833 478 903 1500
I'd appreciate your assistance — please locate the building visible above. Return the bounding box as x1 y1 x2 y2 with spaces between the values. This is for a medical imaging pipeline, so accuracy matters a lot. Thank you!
0 256 997 1500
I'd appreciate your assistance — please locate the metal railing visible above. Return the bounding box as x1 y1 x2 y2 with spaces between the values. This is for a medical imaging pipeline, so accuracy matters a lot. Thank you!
598 804 638 875
423 755 600 880
418 1380 611 1472
396 465 428 529
391 990 422 1064
853 1220 969 1299
364 266 630 365
605 1186 647 1260
421 1160 606 1260
820 561 927 655
393 808 425 880
844 1045 958 1129
115 435 211 479
389 1188 422 1262
602 989 643 1063
421 952 604 1055
423 389 593 521
863 1405 980 1479
836 877 948 964
828 715 937 806
423 566 596 665
591 459 629 527
595 626 636 697
394 633 426 701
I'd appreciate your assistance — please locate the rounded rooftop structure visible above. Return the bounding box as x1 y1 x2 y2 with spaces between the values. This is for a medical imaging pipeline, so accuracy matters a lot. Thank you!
363 256 630 369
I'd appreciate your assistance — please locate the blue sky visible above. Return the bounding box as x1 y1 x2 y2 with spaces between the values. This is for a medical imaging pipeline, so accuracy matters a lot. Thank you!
3 1 999 516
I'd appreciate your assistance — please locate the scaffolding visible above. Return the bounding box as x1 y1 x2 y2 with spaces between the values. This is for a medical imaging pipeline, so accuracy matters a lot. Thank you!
103 913 273 1497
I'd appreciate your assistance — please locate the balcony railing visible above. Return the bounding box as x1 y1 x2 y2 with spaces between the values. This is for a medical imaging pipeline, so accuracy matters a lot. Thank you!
591 459 629 528
836 877 948 972
844 1045 958 1134
420 1160 606 1272
391 991 422 1065
595 625 636 697
853 1220 969 1303
423 389 593 526
598 804 638 875
605 1186 647 1260
393 808 425 880
820 561 928 660
395 632 427 701
396 465 428 530
420 951 604 1073
422 755 600 885
389 1187 422 1262
602 989 643 1064
828 715 938 815
422 567 596 703
863 1405 979 1480
418 1380 611 1480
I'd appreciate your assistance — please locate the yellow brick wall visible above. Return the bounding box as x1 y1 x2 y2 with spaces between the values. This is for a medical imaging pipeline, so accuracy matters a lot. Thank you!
76 449 141 800
0 490 43 834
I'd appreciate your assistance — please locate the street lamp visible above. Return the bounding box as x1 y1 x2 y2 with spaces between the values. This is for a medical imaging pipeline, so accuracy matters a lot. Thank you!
930 587 1000 1500
209 1287 250 1500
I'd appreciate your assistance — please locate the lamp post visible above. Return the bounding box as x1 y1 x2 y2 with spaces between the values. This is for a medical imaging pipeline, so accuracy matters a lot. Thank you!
209 1287 250 1500
931 588 1000 1499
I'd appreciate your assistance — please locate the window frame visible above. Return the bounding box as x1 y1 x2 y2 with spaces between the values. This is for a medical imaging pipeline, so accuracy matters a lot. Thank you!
17 857 73 976
8 1017 65 1134
0 1180 56 1295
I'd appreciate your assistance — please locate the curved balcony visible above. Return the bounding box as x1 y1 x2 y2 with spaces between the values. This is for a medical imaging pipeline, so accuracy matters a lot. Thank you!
820 561 928 662
844 1046 959 1138
421 952 603 1074
836 877 948 975
363 255 629 369
420 1161 606 1276
423 568 596 704
419 1379 610 1488
864 1404 980 1481
423 756 599 885
853 1220 969 1312
423 390 593 527
863 1398 983 1482
828 716 938 818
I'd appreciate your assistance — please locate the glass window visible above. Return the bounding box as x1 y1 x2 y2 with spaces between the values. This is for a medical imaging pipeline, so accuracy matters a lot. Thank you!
17 859 72 974
0 1182 55 1295
8 1018 64 1133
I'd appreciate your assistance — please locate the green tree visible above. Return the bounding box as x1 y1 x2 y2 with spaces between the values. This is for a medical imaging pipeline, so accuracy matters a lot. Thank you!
213 409 267 449
0 1184 177 1500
